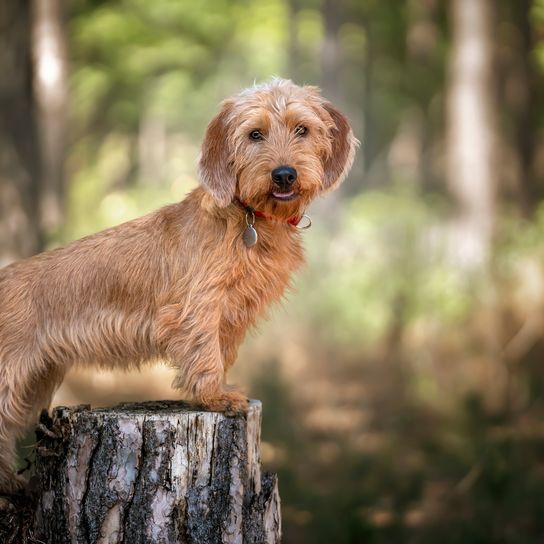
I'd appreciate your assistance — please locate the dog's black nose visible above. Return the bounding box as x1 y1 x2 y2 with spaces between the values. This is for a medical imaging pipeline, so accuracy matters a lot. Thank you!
271 166 297 187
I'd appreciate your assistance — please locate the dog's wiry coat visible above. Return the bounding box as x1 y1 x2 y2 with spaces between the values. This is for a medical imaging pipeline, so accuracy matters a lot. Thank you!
0 79 356 492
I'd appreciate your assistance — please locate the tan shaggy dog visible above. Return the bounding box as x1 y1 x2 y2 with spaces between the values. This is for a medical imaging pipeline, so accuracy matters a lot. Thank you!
0 78 356 492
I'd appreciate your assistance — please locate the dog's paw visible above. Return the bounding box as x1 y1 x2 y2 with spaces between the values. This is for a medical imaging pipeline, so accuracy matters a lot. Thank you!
199 390 250 416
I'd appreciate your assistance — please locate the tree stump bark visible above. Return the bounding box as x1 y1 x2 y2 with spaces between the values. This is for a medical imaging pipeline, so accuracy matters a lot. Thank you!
32 400 281 544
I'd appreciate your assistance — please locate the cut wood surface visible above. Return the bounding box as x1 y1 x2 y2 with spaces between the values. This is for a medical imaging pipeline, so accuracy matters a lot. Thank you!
32 400 281 544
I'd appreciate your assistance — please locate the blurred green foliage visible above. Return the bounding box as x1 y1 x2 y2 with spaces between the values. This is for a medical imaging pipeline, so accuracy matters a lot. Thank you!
298 186 472 346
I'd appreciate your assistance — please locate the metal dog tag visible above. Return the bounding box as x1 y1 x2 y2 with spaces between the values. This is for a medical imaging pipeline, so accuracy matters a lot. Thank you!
243 224 258 247
243 208 258 248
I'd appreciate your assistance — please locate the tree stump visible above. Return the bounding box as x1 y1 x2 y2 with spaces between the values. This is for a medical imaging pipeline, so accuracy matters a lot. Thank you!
32 400 281 544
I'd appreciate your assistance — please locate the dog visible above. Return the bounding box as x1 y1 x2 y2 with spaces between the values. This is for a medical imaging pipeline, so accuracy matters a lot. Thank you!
0 78 356 492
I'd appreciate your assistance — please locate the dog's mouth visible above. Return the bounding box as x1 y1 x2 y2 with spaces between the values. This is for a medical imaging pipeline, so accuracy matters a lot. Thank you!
271 190 299 202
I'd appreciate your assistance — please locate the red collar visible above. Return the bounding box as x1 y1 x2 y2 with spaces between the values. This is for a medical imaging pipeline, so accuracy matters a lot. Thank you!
234 198 303 227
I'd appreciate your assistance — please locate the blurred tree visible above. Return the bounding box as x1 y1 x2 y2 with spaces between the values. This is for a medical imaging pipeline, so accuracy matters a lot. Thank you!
446 0 498 268
496 0 543 215
0 0 68 264
511 0 539 213
355 0 447 192
32 0 68 235
0 0 42 264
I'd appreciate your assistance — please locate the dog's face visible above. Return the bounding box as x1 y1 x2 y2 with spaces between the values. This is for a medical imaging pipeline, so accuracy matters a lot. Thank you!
199 79 357 219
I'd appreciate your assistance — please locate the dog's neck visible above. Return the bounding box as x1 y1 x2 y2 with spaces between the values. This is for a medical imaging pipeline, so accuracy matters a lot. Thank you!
194 188 310 241
232 197 304 227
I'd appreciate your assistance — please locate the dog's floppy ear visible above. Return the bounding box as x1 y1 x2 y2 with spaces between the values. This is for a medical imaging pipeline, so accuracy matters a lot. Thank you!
321 102 357 192
198 100 236 207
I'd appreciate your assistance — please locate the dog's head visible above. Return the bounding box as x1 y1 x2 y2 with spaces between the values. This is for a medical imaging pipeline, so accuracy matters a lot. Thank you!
198 79 357 219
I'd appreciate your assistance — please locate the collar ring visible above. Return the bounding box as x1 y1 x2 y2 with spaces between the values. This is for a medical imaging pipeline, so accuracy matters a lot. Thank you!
295 214 312 230
245 209 256 227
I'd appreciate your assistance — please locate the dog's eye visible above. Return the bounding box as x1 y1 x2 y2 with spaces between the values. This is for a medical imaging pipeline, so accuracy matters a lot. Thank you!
295 125 308 137
249 130 263 141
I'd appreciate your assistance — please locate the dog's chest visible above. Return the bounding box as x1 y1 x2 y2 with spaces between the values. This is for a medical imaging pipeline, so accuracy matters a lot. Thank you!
221 234 303 325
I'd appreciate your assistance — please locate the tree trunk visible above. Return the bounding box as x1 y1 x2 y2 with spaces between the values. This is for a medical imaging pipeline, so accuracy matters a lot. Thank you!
32 0 68 234
318 0 347 215
446 0 497 269
0 0 43 265
32 400 281 544
511 0 539 215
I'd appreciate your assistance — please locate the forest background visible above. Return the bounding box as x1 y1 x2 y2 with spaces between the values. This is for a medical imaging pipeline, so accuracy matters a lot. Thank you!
2 1 544 542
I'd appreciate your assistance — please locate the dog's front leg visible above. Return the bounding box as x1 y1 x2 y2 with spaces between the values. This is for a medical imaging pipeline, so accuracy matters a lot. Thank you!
220 322 247 372
160 305 249 413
